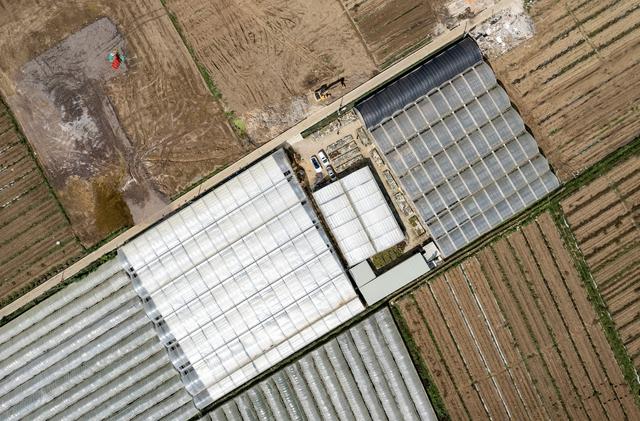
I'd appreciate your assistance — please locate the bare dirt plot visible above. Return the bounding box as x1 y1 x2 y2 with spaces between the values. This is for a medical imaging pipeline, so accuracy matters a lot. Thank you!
394 212 639 419
339 0 494 66
491 0 640 180
0 0 248 246
165 0 377 143
339 0 444 66
0 100 83 307
562 155 640 366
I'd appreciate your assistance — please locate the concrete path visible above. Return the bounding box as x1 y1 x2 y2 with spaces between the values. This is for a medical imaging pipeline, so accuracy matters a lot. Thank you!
0 0 510 320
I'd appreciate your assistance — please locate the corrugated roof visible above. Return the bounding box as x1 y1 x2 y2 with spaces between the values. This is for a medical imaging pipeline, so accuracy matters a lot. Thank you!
360 48 559 256
204 308 436 421
356 37 482 129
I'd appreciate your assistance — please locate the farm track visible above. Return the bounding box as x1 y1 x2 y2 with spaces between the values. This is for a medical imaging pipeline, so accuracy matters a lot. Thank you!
394 213 639 419
492 0 640 180
0 100 82 306
562 155 640 368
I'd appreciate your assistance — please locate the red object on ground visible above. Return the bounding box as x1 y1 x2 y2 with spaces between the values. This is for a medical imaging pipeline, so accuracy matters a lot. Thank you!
111 54 121 69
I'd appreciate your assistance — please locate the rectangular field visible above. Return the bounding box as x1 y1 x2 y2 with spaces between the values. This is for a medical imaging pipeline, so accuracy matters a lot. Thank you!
394 212 639 419
491 0 640 180
0 100 83 306
339 0 446 66
562 155 640 366
165 0 377 142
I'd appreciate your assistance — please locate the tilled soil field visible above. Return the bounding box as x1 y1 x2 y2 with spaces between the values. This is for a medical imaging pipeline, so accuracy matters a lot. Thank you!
394 212 639 419
0 100 83 306
562 155 640 367
0 0 248 246
338 0 446 66
165 0 493 143
164 0 377 143
491 0 640 180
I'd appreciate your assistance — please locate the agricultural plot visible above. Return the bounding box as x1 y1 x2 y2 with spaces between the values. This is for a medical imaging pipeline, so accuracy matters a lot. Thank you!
562 155 640 366
394 212 639 420
491 0 640 180
0 100 83 307
339 0 495 66
338 0 446 66
0 0 248 246
164 0 376 142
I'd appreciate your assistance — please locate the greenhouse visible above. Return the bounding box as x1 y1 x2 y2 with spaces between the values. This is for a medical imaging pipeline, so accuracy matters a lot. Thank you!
204 308 436 421
119 150 364 408
0 261 198 421
356 38 559 256
313 166 404 267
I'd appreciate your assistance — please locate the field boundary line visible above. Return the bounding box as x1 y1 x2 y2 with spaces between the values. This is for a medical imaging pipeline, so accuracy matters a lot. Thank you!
478 244 556 420
459 264 533 417
549 203 640 408
443 271 514 418
333 0 379 67
426 281 494 417
523 221 612 417
478 245 573 418
390 302 454 420
159 0 251 143
0 94 85 309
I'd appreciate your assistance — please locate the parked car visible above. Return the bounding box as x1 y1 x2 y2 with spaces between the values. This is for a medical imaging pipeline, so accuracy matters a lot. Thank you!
317 150 330 167
326 165 337 181
310 155 323 173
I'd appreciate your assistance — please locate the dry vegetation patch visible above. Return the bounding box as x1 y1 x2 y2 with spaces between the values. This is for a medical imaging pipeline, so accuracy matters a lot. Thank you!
0 0 248 245
165 0 377 142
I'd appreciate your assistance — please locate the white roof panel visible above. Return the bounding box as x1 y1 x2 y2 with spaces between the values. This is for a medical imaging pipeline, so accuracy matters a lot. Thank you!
313 167 404 267
119 150 363 408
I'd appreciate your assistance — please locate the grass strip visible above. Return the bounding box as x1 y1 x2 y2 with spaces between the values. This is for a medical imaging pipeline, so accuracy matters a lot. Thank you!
159 0 248 141
390 303 452 420
549 202 640 408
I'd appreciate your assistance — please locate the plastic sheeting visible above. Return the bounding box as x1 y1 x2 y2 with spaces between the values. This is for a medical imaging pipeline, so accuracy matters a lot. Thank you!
356 37 483 128
119 150 363 407
313 167 404 266
361 43 560 257
204 308 436 421
0 262 197 421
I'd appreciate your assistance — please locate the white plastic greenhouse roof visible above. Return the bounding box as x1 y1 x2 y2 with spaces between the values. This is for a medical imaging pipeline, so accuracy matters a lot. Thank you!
119 150 363 408
205 308 437 421
0 260 198 421
313 167 404 267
